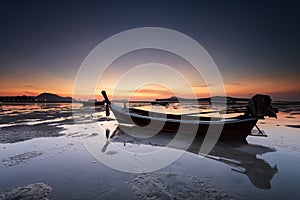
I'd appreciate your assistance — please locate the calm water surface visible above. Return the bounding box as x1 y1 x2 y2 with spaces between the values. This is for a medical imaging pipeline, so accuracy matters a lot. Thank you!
0 103 299 199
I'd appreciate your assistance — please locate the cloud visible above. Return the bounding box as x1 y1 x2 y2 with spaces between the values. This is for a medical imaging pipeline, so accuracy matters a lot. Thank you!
192 83 213 88
23 84 34 88
23 91 38 96
227 82 244 86
129 88 169 94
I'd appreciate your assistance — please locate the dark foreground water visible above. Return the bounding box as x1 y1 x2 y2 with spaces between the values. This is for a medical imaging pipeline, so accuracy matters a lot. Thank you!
0 103 299 199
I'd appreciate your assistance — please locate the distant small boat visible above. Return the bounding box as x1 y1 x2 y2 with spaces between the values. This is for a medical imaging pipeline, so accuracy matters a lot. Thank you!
101 91 277 141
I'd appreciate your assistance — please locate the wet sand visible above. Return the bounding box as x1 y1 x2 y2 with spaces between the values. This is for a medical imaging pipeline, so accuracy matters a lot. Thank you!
0 183 52 200
0 103 300 199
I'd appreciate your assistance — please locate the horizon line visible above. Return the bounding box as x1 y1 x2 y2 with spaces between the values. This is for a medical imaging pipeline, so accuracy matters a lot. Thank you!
1 92 300 103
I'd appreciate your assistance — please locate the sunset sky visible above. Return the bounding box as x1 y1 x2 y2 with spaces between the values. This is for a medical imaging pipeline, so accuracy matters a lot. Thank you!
0 0 299 101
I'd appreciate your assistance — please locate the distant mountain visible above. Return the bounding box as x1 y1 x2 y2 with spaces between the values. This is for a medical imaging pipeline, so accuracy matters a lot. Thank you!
0 93 74 103
36 93 73 102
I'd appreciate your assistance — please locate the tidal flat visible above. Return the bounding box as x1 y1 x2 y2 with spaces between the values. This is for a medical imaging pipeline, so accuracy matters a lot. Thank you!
0 103 299 199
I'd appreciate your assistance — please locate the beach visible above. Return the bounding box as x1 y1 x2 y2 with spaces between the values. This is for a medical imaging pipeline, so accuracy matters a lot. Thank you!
0 103 300 199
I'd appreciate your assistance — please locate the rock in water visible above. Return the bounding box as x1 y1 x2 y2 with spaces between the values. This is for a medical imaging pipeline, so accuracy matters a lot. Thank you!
0 183 52 200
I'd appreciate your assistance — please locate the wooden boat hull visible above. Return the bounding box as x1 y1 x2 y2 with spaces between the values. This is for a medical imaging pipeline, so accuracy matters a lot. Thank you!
111 104 258 141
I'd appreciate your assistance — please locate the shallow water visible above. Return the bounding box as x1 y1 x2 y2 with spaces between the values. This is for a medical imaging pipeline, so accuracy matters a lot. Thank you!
0 103 300 199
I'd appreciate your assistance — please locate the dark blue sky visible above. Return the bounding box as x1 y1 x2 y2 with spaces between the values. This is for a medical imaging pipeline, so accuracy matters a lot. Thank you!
0 0 299 100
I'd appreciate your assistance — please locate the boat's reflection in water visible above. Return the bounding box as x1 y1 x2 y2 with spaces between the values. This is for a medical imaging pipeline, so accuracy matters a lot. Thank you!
103 125 278 190
190 136 278 189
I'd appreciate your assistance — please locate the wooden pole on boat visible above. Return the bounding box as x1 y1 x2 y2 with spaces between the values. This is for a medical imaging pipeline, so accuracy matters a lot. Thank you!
101 91 111 116
101 90 110 104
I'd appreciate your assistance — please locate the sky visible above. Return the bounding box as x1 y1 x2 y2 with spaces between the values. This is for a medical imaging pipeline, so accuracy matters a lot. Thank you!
0 0 299 101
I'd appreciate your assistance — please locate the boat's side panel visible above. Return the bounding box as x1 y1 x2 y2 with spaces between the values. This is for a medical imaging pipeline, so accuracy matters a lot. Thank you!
111 105 258 141
218 119 258 140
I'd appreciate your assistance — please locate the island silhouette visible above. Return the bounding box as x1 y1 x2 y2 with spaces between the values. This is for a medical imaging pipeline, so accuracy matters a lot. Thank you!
0 93 74 103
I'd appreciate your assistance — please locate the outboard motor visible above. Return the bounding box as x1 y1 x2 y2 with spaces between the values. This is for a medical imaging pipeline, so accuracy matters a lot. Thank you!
246 94 277 119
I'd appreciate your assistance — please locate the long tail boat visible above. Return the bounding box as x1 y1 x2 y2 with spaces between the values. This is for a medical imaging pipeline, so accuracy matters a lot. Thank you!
101 91 277 141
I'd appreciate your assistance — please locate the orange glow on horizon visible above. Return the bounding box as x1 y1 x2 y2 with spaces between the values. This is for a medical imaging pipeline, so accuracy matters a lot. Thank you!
1 80 300 101
1 86 299 101
0 70 74 98
1 68 300 101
